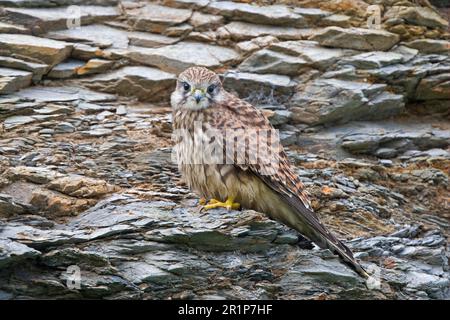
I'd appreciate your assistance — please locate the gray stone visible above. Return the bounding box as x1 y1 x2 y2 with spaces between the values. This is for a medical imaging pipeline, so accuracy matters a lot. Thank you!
0 0 119 6
340 51 404 69
5 166 65 184
0 33 72 67
220 21 313 41
46 24 129 49
81 128 113 137
127 32 180 48
236 36 279 53
47 59 85 79
3 115 35 129
293 7 331 21
322 14 352 27
0 193 27 216
1 5 120 34
416 73 450 100
0 56 48 82
340 126 450 155
0 67 33 94
290 78 403 125
82 66 176 102
0 21 29 34
163 0 209 9
406 39 450 54
117 262 176 285
223 71 297 104
0 238 40 268
71 43 103 60
310 27 400 51
270 40 353 70
124 42 239 74
207 2 306 27
125 4 192 34
189 12 224 31
238 49 308 76
385 6 448 29
55 122 76 133
9 86 117 103
75 58 114 76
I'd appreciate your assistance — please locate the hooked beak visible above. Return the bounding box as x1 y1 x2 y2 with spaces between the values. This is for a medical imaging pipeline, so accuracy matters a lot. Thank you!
193 89 205 103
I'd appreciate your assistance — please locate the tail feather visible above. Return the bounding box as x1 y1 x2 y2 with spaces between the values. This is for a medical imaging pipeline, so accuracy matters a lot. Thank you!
283 195 369 279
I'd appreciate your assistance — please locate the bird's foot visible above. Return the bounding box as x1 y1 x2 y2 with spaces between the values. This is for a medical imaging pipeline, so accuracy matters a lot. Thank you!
203 197 240 211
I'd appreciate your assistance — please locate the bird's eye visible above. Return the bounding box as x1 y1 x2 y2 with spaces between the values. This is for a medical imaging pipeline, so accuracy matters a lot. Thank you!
182 82 190 91
207 85 216 94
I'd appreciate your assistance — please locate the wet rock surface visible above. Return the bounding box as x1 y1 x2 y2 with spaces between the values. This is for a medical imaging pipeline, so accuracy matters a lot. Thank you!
0 0 449 300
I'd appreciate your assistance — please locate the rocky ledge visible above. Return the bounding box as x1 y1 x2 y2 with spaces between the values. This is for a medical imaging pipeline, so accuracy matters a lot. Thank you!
0 0 449 300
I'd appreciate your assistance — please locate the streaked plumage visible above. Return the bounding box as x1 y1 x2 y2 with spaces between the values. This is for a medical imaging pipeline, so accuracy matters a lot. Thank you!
171 66 369 278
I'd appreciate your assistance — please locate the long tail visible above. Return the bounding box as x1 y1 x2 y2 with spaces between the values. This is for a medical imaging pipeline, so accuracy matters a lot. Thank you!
283 195 370 279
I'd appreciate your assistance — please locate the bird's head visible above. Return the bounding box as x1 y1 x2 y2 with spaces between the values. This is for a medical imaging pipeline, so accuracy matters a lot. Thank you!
171 67 224 110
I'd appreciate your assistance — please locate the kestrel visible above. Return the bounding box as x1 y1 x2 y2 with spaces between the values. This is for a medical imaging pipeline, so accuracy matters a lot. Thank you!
171 67 369 278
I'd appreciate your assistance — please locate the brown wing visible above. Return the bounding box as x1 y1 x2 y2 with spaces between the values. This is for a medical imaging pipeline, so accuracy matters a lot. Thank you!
208 93 369 278
210 93 314 210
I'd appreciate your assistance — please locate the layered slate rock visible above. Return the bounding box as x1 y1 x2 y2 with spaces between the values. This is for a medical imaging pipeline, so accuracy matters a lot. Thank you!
0 56 48 82
127 32 180 48
339 52 404 69
189 11 223 31
385 6 449 29
310 27 400 51
269 40 353 70
46 24 129 49
0 5 120 34
125 3 192 33
0 34 72 67
0 67 33 94
223 71 297 104
8 85 116 103
124 42 239 74
0 0 119 6
339 123 450 156
290 78 405 125
415 73 450 100
206 1 306 27
238 49 308 76
47 60 85 79
76 58 115 76
406 39 450 54
220 21 313 41
82 66 176 102
0 21 29 34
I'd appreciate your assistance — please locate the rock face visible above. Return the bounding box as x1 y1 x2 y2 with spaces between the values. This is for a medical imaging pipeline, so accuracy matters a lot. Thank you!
0 5 120 34
124 42 239 74
0 195 448 299
83 66 176 102
310 27 400 51
290 78 405 125
0 0 449 301
0 34 72 67
206 2 306 27
125 3 192 34
385 6 449 29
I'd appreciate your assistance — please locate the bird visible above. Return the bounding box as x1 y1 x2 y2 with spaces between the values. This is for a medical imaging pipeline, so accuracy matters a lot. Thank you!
171 66 369 279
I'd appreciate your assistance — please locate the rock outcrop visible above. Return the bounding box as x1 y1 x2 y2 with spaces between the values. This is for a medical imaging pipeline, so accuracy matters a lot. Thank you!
0 0 449 300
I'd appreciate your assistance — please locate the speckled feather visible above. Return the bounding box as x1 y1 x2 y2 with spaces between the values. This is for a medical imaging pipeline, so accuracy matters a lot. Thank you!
172 67 369 278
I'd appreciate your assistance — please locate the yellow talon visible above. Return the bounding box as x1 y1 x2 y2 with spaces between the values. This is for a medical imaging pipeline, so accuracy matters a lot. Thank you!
199 198 207 205
203 197 240 211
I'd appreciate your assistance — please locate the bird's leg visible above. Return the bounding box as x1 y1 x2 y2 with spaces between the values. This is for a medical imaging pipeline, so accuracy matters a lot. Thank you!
203 197 240 211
